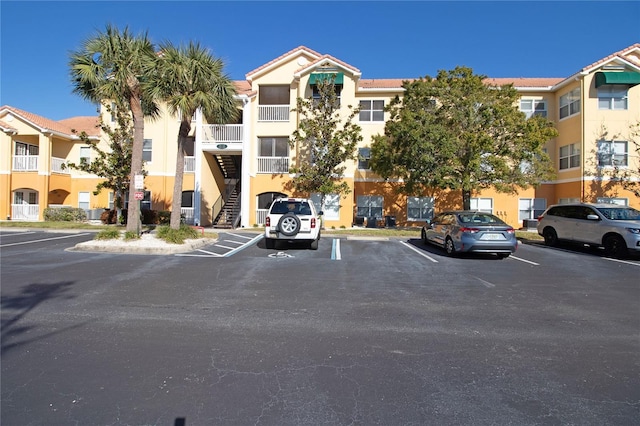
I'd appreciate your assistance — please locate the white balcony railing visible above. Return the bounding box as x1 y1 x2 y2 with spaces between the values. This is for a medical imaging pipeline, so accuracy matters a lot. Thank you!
181 207 194 225
184 156 195 173
11 204 39 221
52 157 70 174
202 124 243 144
255 209 268 225
258 105 290 122
257 157 290 174
13 155 38 171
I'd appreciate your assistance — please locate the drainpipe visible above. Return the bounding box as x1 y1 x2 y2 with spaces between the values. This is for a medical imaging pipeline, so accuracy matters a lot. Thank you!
579 74 587 202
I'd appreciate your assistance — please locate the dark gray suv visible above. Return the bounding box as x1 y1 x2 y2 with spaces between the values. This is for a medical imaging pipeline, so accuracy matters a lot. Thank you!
536 202 640 257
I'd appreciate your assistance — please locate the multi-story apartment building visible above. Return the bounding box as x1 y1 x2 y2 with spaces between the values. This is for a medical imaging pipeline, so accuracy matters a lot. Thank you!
2 44 639 228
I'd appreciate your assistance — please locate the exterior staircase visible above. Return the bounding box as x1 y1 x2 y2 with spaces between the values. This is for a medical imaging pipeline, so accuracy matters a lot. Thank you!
211 155 241 229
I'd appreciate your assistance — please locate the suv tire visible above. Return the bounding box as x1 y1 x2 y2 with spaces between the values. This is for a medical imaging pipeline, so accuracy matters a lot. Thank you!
543 228 558 247
278 212 301 236
603 234 627 258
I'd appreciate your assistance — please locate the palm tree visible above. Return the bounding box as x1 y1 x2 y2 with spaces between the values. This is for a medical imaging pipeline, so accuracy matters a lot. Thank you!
151 41 238 229
69 24 158 233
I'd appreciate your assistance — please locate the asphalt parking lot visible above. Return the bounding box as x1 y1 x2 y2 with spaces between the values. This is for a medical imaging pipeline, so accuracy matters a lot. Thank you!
1 229 639 425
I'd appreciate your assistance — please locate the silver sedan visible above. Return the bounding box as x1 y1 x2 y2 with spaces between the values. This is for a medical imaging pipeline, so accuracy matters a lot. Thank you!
422 211 517 259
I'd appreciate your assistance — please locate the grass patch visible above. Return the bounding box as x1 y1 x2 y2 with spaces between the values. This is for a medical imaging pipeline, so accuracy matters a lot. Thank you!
156 225 200 244
123 231 140 241
1 221 114 230
95 229 120 240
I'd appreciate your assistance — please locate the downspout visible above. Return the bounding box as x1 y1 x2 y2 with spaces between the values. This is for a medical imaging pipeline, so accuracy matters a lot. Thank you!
580 75 586 202
194 108 203 226
240 97 251 228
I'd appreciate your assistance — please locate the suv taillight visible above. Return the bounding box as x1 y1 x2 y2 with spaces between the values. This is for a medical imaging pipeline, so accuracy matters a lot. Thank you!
265 217 270 227
311 218 316 228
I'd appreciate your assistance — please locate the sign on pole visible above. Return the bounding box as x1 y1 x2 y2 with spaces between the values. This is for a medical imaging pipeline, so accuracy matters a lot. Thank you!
134 191 144 200
134 174 144 190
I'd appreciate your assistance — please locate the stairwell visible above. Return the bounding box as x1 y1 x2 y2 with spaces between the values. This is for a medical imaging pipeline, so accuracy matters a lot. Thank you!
212 155 241 229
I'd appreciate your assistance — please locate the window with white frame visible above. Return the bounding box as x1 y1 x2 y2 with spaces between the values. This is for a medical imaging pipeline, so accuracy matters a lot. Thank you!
80 146 91 164
598 85 628 110
596 197 628 206
559 143 580 170
519 198 546 220
597 140 628 167
520 99 547 118
470 198 493 213
15 141 38 156
356 195 383 218
358 147 371 170
559 88 580 119
407 196 434 221
259 137 289 157
78 192 90 211
311 193 340 220
143 139 152 162
559 198 580 204
359 100 385 122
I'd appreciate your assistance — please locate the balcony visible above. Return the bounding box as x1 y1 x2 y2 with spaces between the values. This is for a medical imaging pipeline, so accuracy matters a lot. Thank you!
258 105 290 122
257 156 289 174
13 155 38 171
52 157 70 174
11 204 39 221
201 124 243 152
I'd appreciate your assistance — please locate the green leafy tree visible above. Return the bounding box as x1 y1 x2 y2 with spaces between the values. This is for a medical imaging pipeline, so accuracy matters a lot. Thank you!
150 41 238 229
69 24 158 233
65 102 140 222
370 67 558 209
289 77 362 211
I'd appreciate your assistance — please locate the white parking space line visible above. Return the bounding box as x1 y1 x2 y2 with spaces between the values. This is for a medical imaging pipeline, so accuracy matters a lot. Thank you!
0 233 91 248
331 238 341 260
472 276 496 288
223 239 245 245
508 255 540 266
400 241 439 263
0 231 37 237
603 257 640 267
223 234 263 257
216 244 236 250
226 233 256 240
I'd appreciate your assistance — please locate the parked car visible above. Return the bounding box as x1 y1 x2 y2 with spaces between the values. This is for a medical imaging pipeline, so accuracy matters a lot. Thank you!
264 198 322 250
537 203 640 257
421 211 517 258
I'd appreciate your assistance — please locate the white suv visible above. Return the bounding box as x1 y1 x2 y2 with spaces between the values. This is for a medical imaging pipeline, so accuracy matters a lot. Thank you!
537 203 640 257
264 198 322 250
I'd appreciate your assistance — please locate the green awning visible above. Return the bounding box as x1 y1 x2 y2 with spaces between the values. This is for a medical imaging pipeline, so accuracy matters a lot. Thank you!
595 71 640 88
309 72 344 85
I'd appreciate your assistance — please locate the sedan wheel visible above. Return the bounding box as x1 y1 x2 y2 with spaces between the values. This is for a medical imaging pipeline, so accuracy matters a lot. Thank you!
445 238 456 256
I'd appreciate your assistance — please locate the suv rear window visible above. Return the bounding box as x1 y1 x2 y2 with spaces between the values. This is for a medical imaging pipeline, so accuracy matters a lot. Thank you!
270 201 313 215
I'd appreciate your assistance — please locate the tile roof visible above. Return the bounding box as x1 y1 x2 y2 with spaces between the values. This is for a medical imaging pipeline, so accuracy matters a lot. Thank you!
245 46 323 79
581 43 640 72
484 77 565 88
299 54 361 75
359 79 411 89
0 105 100 138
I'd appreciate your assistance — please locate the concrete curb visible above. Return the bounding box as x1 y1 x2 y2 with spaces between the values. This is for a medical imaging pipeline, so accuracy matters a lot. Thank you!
67 237 217 255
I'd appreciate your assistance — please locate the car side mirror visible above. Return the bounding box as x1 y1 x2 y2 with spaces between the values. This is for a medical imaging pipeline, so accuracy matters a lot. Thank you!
586 214 600 221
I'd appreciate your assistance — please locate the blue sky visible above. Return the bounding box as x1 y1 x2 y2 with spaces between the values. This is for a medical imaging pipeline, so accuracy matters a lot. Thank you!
1 1 639 120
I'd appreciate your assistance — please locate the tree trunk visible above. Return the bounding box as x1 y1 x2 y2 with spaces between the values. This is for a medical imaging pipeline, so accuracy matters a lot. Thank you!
170 120 191 229
126 95 144 233
462 189 471 210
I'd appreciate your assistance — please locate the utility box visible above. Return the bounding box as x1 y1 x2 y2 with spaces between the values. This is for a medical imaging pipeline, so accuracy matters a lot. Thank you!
385 215 396 228
523 219 538 230
366 217 378 228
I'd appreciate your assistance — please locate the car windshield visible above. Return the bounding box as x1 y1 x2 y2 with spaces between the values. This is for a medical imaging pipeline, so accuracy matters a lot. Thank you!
595 206 640 220
270 201 312 215
457 213 505 225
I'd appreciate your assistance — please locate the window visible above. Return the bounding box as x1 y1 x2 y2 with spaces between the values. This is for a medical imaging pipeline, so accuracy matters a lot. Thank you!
470 198 493 213
559 143 580 170
359 100 385 122
259 137 289 157
124 191 151 210
311 193 340 220
14 190 38 204
358 147 371 170
143 139 152 162
596 197 627 206
559 198 580 204
15 141 38 156
78 192 90 211
520 99 547 118
407 197 434 221
597 140 628 167
357 195 383 218
598 85 628 110
259 85 290 105
80 146 91 164
519 198 546 220
559 88 580 119
312 84 342 106
182 191 194 208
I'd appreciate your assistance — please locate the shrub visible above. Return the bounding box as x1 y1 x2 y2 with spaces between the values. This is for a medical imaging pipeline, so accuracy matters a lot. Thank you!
100 209 118 224
156 210 171 225
95 229 120 240
123 231 139 240
156 224 199 244
44 207 87 222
